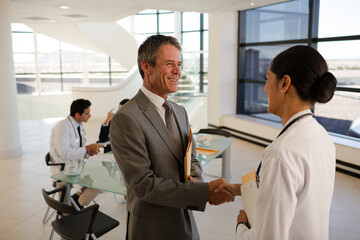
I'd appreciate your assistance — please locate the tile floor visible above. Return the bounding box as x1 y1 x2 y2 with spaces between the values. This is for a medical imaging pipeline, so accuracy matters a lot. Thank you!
0 118 359 240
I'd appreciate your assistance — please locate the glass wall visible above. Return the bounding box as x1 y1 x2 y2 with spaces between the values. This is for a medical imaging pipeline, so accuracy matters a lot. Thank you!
117 10 209 96
12 23 128 94
13 10 208 96
315 0 360 125
237 0 360 139
181 12 209 94
237 0 309 114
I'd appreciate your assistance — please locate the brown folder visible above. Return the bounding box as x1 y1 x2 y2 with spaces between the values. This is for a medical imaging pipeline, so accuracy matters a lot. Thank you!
195 147 219 156
184 128 192 181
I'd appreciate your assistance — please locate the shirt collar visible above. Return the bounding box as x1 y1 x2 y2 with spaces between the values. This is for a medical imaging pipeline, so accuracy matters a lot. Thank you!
284 109 312 128
69 116 81 128
141 85 166 109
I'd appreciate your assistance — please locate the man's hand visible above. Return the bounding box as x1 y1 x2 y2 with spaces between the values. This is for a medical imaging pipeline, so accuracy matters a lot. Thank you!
86 143 103 156
208 178 234 205
104 108 115 125
188 176 197 182
214 182 242 196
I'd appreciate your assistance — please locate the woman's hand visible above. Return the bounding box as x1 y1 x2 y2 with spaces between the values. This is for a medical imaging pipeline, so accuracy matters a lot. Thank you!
237 209 250 229
237 209 248 224
214 182 242 196
104 108 115 125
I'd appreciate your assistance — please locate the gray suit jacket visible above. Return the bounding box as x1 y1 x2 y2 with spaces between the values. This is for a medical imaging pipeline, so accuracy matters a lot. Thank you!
110 90 208 240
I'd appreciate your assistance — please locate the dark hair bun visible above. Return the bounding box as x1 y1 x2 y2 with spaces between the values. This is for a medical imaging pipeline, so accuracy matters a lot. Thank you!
311 72 337 103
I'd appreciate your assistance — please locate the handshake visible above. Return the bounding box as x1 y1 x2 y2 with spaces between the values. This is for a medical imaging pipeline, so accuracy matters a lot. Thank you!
188 176 242 205
209 178 242 205
189 176 241 205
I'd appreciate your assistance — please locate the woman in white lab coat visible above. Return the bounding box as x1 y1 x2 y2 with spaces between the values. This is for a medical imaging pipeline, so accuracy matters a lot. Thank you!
217 45 337 239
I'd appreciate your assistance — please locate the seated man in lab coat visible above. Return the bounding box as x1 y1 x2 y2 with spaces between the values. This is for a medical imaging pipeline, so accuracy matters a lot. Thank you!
49 98 103 208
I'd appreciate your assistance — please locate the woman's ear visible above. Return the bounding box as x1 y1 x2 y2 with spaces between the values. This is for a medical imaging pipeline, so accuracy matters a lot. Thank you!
281 75 291 93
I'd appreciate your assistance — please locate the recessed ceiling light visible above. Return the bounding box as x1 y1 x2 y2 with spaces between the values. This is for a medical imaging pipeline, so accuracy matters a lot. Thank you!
59 5 70 10
250 2 255 6
49 20 55 23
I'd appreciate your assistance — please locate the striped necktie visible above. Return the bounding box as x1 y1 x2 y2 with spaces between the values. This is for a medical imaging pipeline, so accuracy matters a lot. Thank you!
163 100 183 158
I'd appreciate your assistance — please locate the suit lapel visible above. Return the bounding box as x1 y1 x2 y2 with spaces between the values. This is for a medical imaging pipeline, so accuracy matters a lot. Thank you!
136 91 184 163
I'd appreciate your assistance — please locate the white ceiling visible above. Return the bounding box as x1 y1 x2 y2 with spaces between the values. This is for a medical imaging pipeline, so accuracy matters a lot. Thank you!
9 0 289 23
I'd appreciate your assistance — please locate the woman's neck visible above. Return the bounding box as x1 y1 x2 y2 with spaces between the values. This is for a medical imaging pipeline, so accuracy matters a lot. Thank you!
280 101 310 126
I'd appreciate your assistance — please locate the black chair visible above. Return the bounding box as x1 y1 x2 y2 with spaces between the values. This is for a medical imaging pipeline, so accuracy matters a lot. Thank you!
43 152 66 224
45 152 65 176
42 187 119 240
198 128 231 138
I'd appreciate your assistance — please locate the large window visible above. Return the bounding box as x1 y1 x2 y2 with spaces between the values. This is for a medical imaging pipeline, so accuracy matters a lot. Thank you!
117 10 209 96
12 23 128 94
181 12 208 94
237 0 309 114
13 10 208 95
131 10 175 43
237 0 360 140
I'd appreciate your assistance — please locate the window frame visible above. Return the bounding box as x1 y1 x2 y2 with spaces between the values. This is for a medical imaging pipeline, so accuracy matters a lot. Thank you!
236 0 360 141
237 0 360 114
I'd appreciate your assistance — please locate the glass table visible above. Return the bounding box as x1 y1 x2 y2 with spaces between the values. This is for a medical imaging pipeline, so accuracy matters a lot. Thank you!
51 159 126 205
51 135 234 204
196 136 234 180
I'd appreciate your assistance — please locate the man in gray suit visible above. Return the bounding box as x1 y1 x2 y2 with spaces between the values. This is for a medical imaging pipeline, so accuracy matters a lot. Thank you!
110 35 233 240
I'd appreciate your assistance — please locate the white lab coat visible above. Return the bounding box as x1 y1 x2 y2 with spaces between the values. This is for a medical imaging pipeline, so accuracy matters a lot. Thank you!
50 116 87 176
237 110 335 240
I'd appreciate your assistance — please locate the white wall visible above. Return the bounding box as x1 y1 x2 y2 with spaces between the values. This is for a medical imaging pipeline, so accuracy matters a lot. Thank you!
185 96 208 133
17 94 72 120
208 11 238 127
78 22 138 70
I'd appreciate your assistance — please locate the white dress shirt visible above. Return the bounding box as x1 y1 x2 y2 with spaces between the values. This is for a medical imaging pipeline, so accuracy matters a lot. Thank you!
237 109 336 240
141 85 167 125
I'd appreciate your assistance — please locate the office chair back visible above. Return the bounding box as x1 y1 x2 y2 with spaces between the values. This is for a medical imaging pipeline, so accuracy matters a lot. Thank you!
42 187 119 240
43 153 66 224
198 128 231 138
45 152 65 171
42 187 77 216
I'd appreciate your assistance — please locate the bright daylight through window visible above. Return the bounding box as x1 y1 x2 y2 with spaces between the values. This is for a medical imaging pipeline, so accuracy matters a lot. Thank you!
12 10 208 97
237 0 360 140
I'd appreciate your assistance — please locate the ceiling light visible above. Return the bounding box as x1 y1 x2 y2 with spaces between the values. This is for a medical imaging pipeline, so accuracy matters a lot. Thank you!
49 20 55 23
59 5 70 10
250 2 255 6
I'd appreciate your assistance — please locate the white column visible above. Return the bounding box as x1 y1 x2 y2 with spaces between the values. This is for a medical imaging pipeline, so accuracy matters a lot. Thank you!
174 12 182 42
33 31 41 93
208 12 238 126
0 0 22 158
